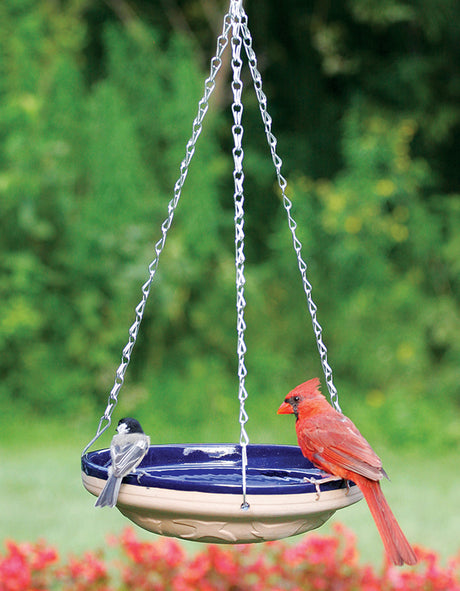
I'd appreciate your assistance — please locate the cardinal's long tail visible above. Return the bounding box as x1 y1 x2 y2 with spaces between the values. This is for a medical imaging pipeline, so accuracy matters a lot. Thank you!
357 477 417 566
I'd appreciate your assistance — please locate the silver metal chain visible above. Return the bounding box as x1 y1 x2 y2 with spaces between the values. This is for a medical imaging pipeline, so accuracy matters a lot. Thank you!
82 11 233 456
84 0 341 494
229 0 250 509
240 7 342 413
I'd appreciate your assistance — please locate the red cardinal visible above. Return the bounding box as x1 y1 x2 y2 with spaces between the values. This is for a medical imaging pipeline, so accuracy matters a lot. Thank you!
278 377 417 566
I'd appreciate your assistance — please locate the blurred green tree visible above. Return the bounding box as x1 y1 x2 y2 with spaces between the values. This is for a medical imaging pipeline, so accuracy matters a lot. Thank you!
0 0 458 450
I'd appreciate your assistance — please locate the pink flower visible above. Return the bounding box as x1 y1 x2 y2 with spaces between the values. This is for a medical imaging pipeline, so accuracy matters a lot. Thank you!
1 521 458 590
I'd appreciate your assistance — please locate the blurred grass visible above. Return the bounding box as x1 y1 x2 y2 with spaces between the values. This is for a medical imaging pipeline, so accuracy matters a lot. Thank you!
0 414 458 566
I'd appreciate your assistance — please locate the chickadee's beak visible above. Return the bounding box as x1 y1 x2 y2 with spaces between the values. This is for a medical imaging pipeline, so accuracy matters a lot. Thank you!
277 401 293 415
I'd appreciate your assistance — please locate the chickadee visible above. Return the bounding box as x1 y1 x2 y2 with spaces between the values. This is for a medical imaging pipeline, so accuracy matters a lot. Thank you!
95 417 150 508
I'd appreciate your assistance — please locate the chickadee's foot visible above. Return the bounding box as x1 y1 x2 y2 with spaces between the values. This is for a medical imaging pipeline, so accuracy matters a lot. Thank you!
134 468 150 483
303 474 343 500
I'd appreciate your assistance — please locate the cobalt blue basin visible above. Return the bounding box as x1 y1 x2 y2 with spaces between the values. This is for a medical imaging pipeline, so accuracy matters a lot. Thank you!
82 443 354 496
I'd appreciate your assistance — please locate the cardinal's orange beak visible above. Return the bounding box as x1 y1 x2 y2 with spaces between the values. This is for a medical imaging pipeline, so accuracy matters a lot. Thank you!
277 401 293 415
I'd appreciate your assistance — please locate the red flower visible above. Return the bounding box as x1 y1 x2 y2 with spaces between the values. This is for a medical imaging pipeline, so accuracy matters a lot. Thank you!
55 549 110 591
0 539 58 591
1 522 459 590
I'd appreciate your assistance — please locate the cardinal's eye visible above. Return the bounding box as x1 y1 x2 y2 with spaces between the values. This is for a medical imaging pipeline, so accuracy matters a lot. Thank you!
293 396 300 403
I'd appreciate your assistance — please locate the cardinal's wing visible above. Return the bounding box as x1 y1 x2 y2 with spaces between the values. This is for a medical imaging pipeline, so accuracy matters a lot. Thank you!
298 414 386 481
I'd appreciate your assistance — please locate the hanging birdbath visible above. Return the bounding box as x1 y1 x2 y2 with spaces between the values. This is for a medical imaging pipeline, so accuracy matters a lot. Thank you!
81 0 363 544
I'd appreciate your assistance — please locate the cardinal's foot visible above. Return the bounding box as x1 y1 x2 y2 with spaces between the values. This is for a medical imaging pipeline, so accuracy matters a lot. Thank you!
303 474 343 500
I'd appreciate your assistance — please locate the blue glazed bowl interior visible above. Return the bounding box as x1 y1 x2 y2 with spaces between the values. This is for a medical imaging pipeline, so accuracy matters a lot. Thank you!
82 444 354 495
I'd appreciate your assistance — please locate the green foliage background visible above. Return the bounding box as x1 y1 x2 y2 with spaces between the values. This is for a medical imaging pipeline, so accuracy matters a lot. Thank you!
0 0 458 451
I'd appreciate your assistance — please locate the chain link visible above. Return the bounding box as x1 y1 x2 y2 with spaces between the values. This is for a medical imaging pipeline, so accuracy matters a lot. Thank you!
82 11 233 455
240 8 342 413
229 0 250 509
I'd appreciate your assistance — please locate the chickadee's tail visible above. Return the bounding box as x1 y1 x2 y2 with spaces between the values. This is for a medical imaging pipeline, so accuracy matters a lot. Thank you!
94 475 122 508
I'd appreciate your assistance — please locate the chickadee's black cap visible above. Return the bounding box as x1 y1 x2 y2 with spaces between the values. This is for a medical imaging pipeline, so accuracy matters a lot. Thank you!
118 417 145 433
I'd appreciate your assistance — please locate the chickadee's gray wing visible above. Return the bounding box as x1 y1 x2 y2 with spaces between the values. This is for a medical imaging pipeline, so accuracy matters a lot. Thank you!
111 436 150 478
